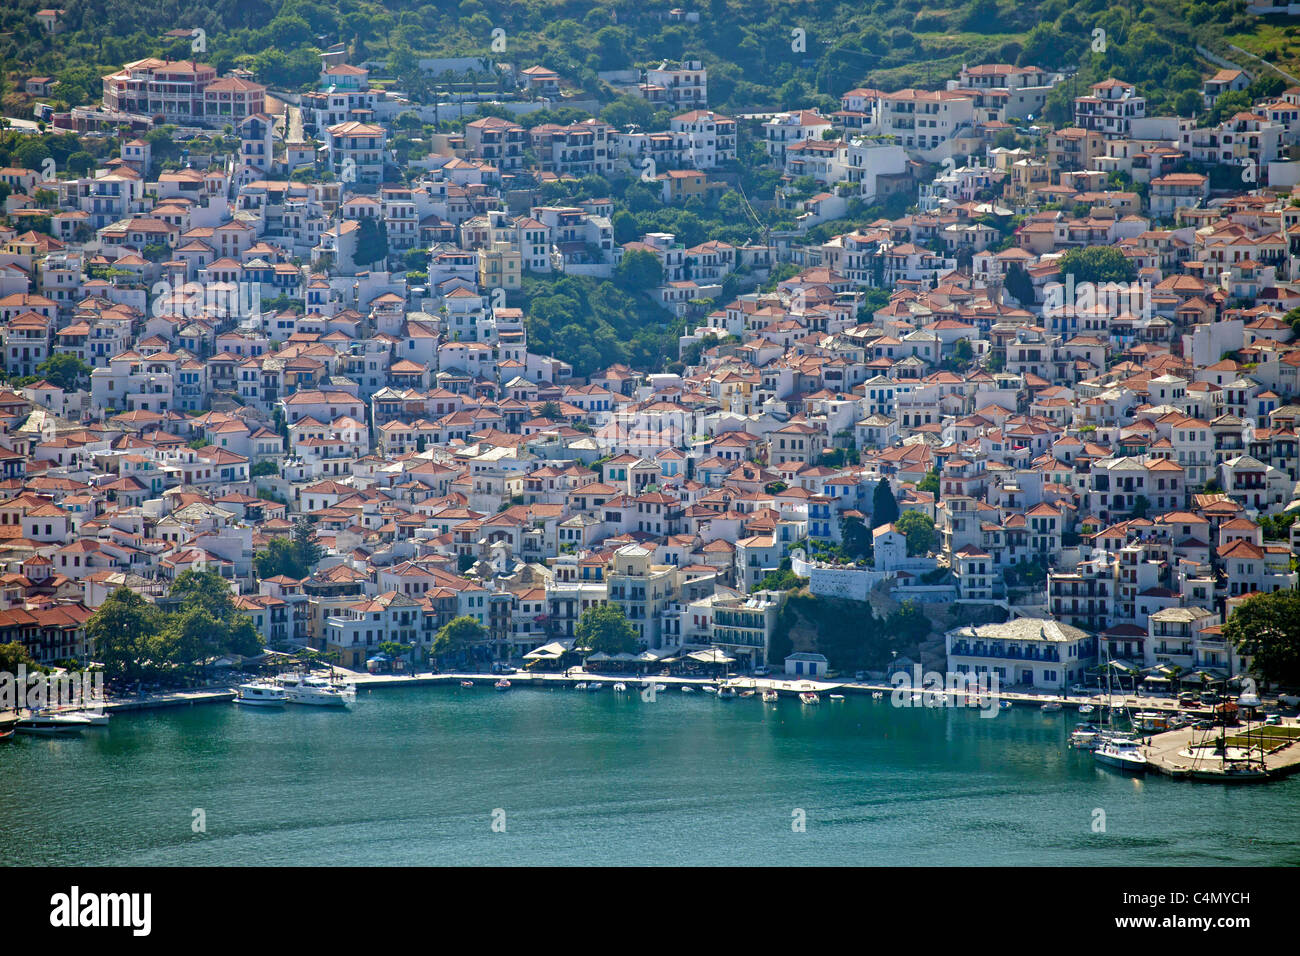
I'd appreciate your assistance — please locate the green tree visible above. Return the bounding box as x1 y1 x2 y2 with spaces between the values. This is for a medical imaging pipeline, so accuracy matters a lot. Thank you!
1056 246 1137 286
34 354 91 391
169 570 262 657
85 587 164 682
0 640 37 674
1224 590 1300 687
433 615 486 660
254 537 309 580
614 249 663 291
575 603 641 655
917 469 940 497
293 517 322 572
895 510 937 557
871 479 900 528
353 217 389 269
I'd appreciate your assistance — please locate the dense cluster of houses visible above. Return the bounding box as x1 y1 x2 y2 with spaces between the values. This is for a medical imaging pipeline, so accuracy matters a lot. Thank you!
0 46 1297 687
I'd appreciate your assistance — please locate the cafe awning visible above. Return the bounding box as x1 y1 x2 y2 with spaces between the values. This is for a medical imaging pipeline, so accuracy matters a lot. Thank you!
524 641 568 660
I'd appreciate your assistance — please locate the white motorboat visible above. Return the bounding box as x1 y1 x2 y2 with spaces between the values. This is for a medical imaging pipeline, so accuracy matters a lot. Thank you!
586 681 602 691
1094 736 1148 773
680 685 695 693
701 685 718 695
613 682 627 693
494 679 511 691
280 674 353 708
829 694 846 701
1077 704 1095 715
16 710 93 735
799 692 820 705
871 691 883 700
1041 701 1063 713
234 682 287 707
573 682 588 690
717 686 737 699
762 690 780 703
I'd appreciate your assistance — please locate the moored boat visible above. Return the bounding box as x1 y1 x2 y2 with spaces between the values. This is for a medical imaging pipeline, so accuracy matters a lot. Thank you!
702 685 718 695
280 674 354 708
16 710 92 735
234 681 286 707
829 694 846 701
1094 735 1148 773
1041 701 1063 713
494 679 511 691
799 692 820 705
1077 704 1095 715
762 689 779 703
717 686 737 699
573 682 588 690
460 680 474 687
613 682 627 692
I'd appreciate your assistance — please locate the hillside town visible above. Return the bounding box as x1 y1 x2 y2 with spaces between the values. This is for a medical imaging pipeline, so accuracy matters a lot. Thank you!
2 41 1300 696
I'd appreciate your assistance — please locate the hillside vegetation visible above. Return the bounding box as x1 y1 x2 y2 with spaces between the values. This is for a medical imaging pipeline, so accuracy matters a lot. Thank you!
0 0 1270 120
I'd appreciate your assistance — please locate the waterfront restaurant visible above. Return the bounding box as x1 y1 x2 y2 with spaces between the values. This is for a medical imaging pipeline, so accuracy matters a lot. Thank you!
944 619 1097 691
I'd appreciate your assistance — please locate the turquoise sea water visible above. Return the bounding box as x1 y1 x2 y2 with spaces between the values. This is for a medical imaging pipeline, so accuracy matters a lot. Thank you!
3 685 1298 866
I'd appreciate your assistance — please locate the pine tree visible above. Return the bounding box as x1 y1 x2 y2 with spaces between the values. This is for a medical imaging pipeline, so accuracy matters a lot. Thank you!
871 479 900 528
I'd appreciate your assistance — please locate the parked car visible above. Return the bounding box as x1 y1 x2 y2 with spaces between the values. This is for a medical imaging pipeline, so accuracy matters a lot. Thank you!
491 663 517 675
1178 692 1198 706
752 666 769 676
1264 714 1282 726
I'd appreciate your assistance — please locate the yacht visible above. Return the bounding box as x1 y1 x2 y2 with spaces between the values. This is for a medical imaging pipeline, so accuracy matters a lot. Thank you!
1094 736 1148 773
280 674 353 708
16 710 93 735
234 682 287 707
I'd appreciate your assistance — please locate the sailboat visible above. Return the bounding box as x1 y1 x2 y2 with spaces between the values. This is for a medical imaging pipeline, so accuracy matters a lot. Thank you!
1092 660 1146 772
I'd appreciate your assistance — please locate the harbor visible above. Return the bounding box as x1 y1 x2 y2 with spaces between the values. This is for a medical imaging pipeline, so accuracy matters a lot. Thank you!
3 683 1298 867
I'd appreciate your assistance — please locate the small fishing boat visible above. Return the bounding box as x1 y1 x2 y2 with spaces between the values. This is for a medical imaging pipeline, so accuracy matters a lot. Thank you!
1077 704 1095 715
1041 701 1063 713
460 680 474 687
717 686 737 699
586 681 602 691
0 727 13 743
799 692 820 705
613 682 627 692
573 682 588 691
999 700 1013 710
655 684 666 692
739 690 755 698
680 685 695 693
702 685 718 695
829 694 846 701
871 691 883 700
762 690 779 703
494 679 511 691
